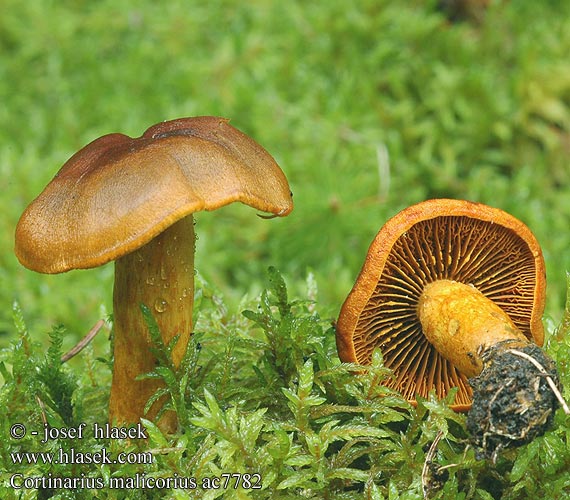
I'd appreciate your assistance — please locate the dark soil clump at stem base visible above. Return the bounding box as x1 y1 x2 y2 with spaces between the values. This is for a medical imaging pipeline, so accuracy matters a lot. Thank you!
466 341 561 460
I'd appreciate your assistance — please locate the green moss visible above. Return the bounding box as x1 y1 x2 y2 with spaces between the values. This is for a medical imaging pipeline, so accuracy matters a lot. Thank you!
3 1 570 498
2 270 570 498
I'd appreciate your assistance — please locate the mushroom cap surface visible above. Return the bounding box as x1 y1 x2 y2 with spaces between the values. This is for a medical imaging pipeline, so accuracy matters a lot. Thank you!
336 198 546 410
15 116 293 273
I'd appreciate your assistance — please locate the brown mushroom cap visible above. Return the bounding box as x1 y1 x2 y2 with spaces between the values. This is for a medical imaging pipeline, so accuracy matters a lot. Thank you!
15 116 293 274
336 199 546 410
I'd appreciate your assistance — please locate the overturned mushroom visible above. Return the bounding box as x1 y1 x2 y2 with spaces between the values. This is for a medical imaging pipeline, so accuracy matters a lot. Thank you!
15 116 293 432
336 199 561 456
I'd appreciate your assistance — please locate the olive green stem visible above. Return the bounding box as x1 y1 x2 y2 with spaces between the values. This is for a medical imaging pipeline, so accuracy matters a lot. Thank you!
109 216 195 432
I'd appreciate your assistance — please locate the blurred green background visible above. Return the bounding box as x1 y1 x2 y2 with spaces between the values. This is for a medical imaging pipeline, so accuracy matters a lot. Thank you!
2 0 570 351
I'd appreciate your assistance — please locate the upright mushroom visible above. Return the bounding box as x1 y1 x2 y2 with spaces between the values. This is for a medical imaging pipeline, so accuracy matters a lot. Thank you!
15 116 293 432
